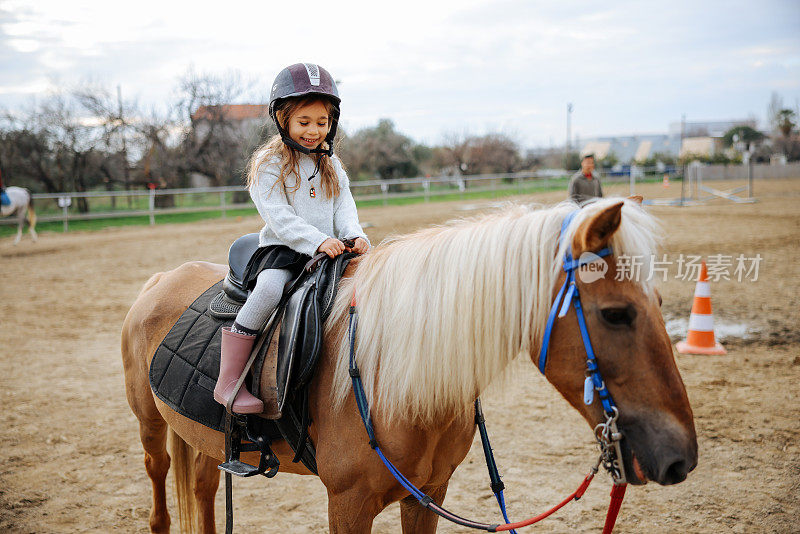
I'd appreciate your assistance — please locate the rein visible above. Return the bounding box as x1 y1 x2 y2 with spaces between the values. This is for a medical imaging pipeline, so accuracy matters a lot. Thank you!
347 209 628 532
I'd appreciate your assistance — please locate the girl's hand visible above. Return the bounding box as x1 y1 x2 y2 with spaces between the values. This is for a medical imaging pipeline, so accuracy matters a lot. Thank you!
350 237 370 254
318 238 345 258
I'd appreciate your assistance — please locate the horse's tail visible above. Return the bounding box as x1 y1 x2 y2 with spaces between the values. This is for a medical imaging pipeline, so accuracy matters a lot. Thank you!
26 199 36 229
168 428 198 533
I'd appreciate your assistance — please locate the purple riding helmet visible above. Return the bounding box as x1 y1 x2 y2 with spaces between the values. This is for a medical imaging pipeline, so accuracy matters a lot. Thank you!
269 63 341 156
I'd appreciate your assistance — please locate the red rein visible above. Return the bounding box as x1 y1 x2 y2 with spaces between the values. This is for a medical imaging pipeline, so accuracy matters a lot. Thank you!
492 475 627 533
602 484 628 534
494 473 595 531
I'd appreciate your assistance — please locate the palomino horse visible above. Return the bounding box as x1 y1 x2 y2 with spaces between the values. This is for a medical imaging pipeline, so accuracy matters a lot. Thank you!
122 198 697 533
1 186 38 245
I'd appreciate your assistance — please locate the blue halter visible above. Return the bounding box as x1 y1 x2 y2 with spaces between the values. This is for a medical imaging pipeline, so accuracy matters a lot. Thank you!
537 209 616 415
345 209 628 532
537 209 627 485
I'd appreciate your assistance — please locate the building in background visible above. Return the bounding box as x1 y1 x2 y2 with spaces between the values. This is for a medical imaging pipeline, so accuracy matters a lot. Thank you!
189 104 271 187
579 118 760 164
581 134 683 162
191 104 269 144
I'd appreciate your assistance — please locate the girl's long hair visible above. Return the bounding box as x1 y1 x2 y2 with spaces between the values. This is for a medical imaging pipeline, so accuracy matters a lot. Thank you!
245 95 341 198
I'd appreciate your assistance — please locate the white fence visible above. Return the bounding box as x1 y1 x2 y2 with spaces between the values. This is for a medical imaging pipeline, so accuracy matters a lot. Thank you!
4 170 583 230
697 161 800 181
7 163 792 231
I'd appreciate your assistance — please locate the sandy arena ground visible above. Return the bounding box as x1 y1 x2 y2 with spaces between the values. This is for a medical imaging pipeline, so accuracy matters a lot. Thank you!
1 179 798 533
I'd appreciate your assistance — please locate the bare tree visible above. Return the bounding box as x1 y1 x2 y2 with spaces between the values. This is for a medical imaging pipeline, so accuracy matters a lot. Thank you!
174 68 263 187
41 93 106 211
73 83 142 205
1 91 109 210
767 91 784 135
338 119 419 180
0 111 60 192
435 131 522 176
469 133 521 174
437 132 474 175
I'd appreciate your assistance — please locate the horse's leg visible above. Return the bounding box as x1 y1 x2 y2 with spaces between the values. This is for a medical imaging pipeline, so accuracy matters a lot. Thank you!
138 415 172 533
193 452 221 533
27 205 38 242
400 482 449 534
326 487 383 534
13 215 22 245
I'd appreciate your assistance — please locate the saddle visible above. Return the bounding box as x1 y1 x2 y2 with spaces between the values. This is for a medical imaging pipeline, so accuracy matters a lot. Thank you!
217 233 355 412
208 233 356 474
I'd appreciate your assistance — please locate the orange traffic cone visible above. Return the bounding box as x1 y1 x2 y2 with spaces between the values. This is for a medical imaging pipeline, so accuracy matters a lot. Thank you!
676 261 726 355
663 174 670 188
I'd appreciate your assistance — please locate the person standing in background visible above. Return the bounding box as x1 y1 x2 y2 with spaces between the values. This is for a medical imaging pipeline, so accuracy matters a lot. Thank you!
568 153 604 204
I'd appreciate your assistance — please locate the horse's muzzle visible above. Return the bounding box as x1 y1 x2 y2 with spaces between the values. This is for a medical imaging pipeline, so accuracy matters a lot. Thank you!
620 414 698 486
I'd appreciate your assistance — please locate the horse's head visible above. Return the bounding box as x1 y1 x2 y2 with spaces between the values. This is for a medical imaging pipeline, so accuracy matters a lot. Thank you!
541 200 697 486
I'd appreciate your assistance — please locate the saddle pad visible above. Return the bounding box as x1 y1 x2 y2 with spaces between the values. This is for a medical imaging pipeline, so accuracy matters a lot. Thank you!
148 280 279 441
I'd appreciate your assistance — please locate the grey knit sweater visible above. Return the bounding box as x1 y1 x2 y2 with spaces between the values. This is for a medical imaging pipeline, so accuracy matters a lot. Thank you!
250 154 369 257
568 170 604 204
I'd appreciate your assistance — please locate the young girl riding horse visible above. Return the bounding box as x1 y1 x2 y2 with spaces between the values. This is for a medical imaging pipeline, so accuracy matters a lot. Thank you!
214 63 370 413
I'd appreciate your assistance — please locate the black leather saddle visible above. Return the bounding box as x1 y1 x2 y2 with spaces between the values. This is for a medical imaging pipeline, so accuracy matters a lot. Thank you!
213 233 356 473
224 232 261 303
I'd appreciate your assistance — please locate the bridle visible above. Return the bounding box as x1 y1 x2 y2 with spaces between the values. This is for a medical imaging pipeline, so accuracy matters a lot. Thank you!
348 208 628 532
537 209 627 486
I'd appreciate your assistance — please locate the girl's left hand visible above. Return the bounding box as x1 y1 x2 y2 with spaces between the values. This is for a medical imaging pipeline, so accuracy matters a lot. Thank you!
350 237 370 254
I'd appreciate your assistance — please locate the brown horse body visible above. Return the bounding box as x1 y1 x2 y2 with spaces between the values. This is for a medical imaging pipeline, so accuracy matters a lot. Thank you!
122 200 697 533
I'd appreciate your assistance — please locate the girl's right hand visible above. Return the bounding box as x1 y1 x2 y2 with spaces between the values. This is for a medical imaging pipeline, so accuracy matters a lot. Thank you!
317 238 345 258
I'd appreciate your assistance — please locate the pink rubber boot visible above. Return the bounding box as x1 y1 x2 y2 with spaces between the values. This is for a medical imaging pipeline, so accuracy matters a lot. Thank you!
213 327 264 414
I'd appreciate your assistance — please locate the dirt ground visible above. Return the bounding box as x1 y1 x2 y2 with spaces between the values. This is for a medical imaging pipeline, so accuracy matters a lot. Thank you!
1 179 798 533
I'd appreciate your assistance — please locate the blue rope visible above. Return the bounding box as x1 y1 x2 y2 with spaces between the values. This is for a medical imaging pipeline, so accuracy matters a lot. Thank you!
348 307 512 531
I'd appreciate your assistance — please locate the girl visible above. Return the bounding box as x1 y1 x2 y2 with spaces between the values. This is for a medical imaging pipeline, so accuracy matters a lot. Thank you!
214 63 370 413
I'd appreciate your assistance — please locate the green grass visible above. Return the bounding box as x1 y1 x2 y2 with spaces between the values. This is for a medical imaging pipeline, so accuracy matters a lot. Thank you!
29 191 247 218
0 207 259 238
354 179 571 208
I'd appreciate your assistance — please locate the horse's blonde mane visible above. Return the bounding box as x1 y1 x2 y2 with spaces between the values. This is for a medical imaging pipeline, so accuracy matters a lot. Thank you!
327 198 660 423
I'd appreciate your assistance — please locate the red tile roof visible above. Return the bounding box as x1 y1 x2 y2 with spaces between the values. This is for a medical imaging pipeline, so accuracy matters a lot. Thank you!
191 104 269 122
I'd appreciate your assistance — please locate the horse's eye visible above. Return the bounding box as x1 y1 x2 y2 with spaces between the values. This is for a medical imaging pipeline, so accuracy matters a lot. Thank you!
601 306 636 327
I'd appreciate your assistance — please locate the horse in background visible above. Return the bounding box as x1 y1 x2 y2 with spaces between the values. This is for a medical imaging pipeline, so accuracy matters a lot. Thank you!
122 198 697 533
1 186 38 245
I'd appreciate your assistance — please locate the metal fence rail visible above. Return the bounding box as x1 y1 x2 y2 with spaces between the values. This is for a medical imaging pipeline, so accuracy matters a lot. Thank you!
2 167 679 230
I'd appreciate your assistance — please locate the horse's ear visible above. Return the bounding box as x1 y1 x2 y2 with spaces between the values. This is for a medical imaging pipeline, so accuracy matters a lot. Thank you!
572 201 624 255
627 195 643 204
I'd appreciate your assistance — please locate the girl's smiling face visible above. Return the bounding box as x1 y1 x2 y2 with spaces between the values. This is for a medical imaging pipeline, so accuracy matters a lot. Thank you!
287 100 330 150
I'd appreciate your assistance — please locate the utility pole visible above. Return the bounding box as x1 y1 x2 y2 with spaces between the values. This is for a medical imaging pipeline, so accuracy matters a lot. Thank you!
680 113 686 207
118 84 132 206
565 103 573 171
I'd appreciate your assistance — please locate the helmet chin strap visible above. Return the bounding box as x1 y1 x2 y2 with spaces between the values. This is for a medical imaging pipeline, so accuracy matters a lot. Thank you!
276 124 334 157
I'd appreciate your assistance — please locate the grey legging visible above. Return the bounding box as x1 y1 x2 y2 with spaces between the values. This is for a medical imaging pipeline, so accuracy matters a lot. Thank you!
233 268 293 334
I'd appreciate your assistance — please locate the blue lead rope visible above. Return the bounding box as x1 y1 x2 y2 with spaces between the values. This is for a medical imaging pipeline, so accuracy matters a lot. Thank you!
347 304 513 532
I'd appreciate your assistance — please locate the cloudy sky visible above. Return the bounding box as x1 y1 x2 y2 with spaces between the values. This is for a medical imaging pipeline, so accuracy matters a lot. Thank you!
1 0 798 148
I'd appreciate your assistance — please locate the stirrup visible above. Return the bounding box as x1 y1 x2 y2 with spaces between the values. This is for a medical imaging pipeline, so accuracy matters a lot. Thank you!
218 412 279 478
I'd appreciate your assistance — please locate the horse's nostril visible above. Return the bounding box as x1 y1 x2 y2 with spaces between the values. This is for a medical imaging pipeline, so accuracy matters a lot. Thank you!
661 459 689 485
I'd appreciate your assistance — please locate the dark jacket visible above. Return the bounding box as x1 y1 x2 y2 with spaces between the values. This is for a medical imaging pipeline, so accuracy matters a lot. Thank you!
568 171 603 204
